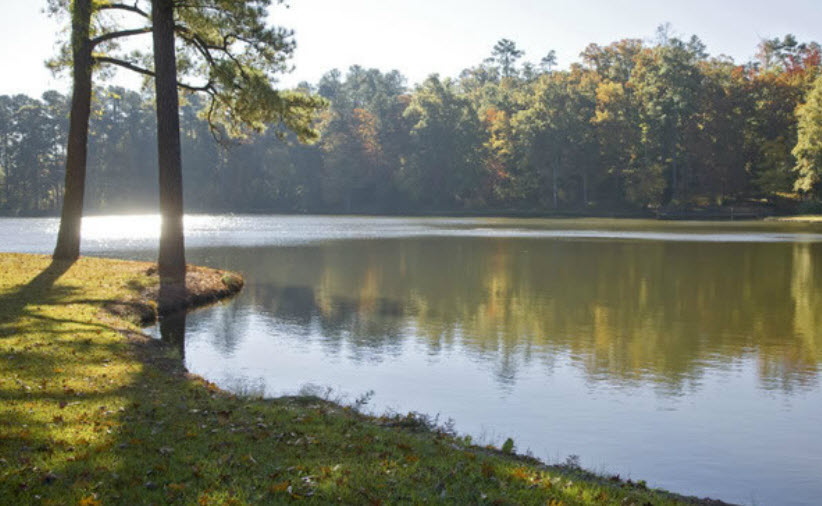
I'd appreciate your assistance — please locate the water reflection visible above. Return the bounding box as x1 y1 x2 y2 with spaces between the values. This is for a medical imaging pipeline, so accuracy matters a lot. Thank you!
183 238 822 393
160 311 187 359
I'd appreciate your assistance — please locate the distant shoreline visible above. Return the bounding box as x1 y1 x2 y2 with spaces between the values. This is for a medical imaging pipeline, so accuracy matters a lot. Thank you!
5 208 817 222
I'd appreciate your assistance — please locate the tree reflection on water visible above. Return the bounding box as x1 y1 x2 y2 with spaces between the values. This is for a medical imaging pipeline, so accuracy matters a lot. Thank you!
183 237 822 393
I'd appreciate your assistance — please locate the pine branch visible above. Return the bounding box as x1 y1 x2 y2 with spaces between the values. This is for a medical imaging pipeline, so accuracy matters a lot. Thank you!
90 27 152 48
97 3 150 19
95 56 213 92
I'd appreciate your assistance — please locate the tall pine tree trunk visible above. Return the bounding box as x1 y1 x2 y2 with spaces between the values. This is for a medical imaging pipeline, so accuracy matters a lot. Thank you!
152 0 186 283
53 0 92 261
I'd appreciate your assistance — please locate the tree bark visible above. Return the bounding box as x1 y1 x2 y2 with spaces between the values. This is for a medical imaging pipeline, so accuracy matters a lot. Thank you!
53 0 93 261
152 0 186 283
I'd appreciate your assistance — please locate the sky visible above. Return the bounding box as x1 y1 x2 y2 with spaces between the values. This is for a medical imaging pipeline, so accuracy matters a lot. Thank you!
1 0 821 97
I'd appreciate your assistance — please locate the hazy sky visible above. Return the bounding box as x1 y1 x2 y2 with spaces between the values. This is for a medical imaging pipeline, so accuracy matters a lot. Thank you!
2 0 821 96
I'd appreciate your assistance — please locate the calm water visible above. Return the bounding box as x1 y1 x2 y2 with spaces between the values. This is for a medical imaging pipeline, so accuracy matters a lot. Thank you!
3 215 822 505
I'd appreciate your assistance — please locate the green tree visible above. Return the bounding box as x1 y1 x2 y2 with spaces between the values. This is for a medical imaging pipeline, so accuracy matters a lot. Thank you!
51 0 93 260
513 68 599 208
631 35 705 204
581 39 643 83
49 0 154 260
746 36 820 195
87 88 157 210
683 59 750 203
316 67 409 211
592 79 641 205
488 39 524 79
540 50 557 72
151 0 186 282
142 0 324 282
793 76 822 197
8 29 822 218
0 94 67 213
401 76 485 208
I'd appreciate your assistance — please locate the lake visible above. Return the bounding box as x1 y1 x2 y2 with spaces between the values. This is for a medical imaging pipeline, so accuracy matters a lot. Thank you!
3 215 822 505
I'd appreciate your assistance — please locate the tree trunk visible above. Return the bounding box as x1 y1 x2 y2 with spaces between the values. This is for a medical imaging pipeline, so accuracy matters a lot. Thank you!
53 0 92 261
669 122 678 201
152 0 186 283
552 154 559 209
671 155 678 199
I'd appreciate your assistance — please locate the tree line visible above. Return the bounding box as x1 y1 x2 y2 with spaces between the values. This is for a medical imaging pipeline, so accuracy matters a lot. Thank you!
3 30 822 216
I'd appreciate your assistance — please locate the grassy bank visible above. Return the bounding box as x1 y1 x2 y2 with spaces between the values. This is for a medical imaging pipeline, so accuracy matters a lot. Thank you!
766 215 822 223
0 253 728 505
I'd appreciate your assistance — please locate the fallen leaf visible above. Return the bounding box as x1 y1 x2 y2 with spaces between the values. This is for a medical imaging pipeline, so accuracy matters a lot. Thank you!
79 496 102 506
269 481 290 493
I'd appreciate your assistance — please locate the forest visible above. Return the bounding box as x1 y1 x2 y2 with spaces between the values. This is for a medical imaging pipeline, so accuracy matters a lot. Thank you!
2 30 822 216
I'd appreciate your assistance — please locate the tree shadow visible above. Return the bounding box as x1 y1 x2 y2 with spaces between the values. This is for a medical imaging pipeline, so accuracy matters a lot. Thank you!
0 260 76 332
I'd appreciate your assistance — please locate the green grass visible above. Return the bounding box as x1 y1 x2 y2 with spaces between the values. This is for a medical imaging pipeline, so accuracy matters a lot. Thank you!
0 253 725 505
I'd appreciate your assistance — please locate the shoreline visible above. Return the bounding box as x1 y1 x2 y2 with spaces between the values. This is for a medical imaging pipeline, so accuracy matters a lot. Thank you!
0 253 731 504
4 209 821 224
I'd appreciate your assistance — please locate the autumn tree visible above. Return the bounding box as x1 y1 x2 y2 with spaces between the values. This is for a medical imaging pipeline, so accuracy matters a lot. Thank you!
12 27 822 218
315 67 408 211
683 59 750 203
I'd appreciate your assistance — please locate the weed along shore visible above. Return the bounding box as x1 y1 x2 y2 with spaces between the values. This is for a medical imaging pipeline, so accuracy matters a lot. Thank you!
0 253 729 505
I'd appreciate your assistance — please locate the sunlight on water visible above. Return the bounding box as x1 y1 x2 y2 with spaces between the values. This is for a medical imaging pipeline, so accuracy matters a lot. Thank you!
5 215 822 256
81 214 161 241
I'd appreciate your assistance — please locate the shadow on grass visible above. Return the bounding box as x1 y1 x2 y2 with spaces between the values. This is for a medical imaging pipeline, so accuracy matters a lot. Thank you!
0 260 75 329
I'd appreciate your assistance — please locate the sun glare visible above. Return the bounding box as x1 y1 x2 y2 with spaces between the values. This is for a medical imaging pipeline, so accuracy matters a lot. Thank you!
80 215 162 241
